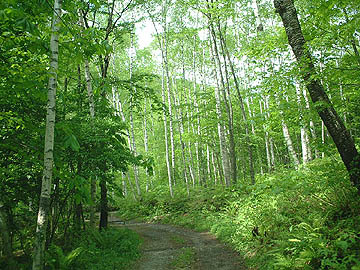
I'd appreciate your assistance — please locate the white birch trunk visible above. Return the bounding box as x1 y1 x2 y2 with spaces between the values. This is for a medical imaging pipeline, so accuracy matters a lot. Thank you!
211 150 218 185
252 0 264 31
119 100 139 200
143 98 151 192
260 99 272 171
161 67 173 197
247 97 263 175
281 119 300 169
302 88 318 158
277 94 300 168
173 85 190 195
33 1 61 269
264 97 276 169
295 82 311 164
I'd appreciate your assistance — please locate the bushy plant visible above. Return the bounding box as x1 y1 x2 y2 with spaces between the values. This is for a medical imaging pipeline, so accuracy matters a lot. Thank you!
45 228 141 270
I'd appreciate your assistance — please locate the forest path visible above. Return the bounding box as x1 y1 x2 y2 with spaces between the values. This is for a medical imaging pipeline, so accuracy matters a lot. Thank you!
108 212 246 270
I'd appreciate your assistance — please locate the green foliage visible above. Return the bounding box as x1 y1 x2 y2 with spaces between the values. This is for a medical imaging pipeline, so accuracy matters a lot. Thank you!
45 228 142 270
119 158 360 270
46 245 84 270
170 247 196 270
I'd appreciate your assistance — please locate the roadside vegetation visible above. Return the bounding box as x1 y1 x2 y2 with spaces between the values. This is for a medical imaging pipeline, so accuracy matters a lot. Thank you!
1 227 141 270
118 158 360 270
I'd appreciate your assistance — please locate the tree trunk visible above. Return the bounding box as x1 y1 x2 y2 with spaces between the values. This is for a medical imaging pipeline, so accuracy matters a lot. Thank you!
173 80 190 195
129 34 141 198
162 68 174 197
33 1 61 269
281 119 300 169
295 82 311 164
99 178 108 230
209 22 237 185
208 27 231 187
143 98 151 192
0 205 14 267
302 87 319 158
82 37 96 229
274 0 360 190
218 27 255 184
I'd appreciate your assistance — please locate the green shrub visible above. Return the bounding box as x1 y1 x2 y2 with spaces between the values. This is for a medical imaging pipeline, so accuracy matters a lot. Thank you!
45 228 142 270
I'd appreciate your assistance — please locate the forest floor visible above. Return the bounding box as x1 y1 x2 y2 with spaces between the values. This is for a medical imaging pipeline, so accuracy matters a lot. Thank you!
108 212 246 270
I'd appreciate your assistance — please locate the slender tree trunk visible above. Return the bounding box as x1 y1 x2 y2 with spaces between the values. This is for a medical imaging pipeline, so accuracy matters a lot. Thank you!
208 27 231 187
302 87 319 158
281 118 300 169
184 80 196 187
84 58 96 228
143 98 151 192
260 99 271 172
162 70 173 197
174 85 190 195
129 34 141 198
161 22 176 186
275 0 360 190
206 145 211 182
252 0 264 31
99 178 108 230
118 100 139 200
262 97 275 171
210 22 237 185
247 97 263 175
0 205 14 267
295 82 311 164
80 12 97 226
218 27 255 184
191 38 204 185
33 1 61 269
211 150 218 185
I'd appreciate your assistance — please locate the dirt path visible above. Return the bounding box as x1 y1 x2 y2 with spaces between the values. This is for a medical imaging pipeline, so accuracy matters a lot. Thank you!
109 213 245 270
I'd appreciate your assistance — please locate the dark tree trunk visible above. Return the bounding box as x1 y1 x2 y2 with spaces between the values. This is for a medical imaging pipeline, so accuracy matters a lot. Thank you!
99 179 108 230
274 0 360 190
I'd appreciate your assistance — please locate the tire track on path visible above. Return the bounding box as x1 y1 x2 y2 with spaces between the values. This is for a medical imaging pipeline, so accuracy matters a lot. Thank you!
109 214 246 270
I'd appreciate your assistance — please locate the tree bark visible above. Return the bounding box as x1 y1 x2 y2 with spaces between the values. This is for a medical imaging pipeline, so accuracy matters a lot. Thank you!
281 119 300 169
33 0 62 269
99 178 108 230
0 204 14 267
295 82 311 164
274 0 360 190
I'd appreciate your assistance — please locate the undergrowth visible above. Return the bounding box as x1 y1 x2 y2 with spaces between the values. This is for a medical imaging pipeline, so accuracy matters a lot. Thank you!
117 157 360 270
45 228 142 270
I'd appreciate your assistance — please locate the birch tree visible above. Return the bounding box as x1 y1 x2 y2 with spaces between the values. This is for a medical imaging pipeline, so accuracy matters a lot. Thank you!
33 0 62 269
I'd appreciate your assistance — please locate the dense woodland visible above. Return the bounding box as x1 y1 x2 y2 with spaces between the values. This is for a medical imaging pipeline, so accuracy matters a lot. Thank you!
1 0 360 269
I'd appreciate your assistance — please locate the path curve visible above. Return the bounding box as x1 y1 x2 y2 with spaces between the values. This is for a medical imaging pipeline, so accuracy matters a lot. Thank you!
109 214 245 270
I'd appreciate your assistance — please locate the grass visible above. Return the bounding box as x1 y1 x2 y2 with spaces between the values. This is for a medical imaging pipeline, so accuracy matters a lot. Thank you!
170 235 187 246
170 247 196 270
